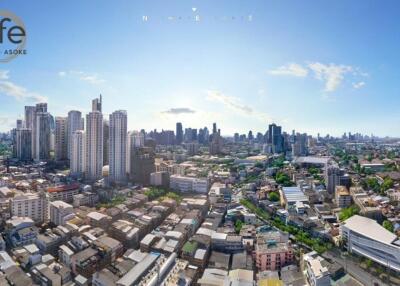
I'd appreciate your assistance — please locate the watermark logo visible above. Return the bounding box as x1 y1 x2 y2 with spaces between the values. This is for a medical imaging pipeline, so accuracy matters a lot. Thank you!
0 11 27 63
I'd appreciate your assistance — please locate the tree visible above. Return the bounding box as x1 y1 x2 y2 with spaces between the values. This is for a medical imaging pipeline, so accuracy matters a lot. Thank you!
381 177 394 193
254 162 264 169
383 220 394 232
362 177 380 192
268 192 280 202
235 220 243 233
275 172 294 187
339 205 360 221
308 167 319 175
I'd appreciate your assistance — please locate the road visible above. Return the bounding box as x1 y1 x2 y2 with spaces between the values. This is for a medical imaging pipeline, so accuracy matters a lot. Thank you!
323 250 389 286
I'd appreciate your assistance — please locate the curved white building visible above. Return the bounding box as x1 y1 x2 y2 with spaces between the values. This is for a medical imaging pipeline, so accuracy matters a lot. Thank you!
342 215 400 272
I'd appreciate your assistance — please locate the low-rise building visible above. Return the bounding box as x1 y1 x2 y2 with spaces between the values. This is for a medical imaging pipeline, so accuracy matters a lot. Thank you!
49 201 74 226
254 231 293 271
170 175 209 193
303 251 331 286
335 186 351 208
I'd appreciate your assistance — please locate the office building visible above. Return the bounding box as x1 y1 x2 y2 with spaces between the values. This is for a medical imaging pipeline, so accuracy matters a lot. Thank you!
292 133 308 157
11 128 17 158
326 167 347 194
150 171 170 188
268 123 284 154
16 119 23 129
109 110 127 184
185 142 199 156
16 128 32 161
176 122 183 144
71 130 85 177
34 109 51 161
342 215 400 272
92 94 102 112
24 105 35 129
150 129 175 145
85 98 103 182
31 102 46 162
55 116 68 160
103 119 109 166
126 131 145 174
210 128 223 155
67 110 83 159
129 147 155 185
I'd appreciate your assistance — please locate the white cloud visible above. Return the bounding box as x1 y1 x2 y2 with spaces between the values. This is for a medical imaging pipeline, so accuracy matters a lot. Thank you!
0 70 47 103
0 70 9 80
206 90 271 121
352 81 365 89
206 90 253 114
268 63 308 77
268 62 367 93
0 81 47 102
161 107 196 114
308 62 353 92
79 74 105 85
58 70 105 85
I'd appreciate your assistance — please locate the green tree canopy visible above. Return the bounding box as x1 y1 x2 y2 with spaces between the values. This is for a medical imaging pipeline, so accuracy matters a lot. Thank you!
383 220 394 232
268 191 280 202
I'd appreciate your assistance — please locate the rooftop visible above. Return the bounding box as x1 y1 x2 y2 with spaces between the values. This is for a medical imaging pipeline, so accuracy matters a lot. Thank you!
343 215 400 246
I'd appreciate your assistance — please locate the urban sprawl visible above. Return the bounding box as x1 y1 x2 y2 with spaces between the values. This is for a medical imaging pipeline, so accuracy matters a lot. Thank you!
0 96 400 286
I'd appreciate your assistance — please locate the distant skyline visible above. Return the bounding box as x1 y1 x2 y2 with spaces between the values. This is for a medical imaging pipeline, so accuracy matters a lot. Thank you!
1 0 400 136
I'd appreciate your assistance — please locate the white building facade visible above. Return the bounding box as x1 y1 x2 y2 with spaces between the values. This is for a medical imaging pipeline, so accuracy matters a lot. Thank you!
109 110 127 184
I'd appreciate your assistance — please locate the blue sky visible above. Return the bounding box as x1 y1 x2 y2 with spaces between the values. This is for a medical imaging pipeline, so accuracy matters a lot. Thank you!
1 0 400 136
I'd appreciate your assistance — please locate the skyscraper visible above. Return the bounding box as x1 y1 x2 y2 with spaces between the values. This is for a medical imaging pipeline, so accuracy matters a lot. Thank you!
24 106 35 129
16 119 23 129
268 123 284 154
67 110 82 159
33 104 51 161
55 117 68 161
109 110 127 184
11 128 17 158
103 119 109 166
176 122 183 145
16 128 32 161
126 131 145 175
85 98 103 182
130 147 155 186
210 123 223 155
92 94 102 112
292 133 308 157
35 103 47 113
71 130 85 177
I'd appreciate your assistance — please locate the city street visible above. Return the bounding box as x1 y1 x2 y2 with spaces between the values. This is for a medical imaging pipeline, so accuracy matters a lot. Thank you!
323 250 388 286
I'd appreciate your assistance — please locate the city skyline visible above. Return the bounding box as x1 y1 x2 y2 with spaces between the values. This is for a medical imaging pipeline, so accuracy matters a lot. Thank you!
2 0 400 136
